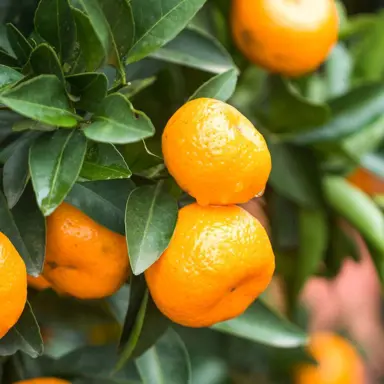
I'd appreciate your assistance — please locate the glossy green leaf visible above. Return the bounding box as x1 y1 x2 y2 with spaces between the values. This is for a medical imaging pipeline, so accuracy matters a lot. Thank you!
0 302 43 358
135 328 192 384
29 43 65 83
71 8 106 71
212 299 308 348
258 76 330 134
84 93 155 144
268 142 323 208
0 183 45 275
325 43 352 99
125 182 178 275
65 179 135 234
12 119 57 132
0 64 23 89
34 0 77 62
29 130 87 216
127 0 206 63
0 75 81 127
290 210 328 305
152 27 235 74
293 83 384 144
3 136 31 208
66 72 107 112
6 23 32 65
80 142 131 180
97 0 134 61
189 68 237 102
323 176 384 281
117 277 170 369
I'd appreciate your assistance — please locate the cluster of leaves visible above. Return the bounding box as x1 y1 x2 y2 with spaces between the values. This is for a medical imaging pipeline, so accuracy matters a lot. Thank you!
0 0 315 383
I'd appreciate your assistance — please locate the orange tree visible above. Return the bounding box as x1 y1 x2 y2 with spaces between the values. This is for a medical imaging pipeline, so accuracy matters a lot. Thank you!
0 0 384 383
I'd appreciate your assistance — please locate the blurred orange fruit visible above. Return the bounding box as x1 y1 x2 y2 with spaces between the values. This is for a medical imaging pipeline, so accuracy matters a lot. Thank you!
145 203 275 327
231 0 339 77
162 98 271 206
43 203 129 299
0 232 27 339
27 275 51 290
294 332 364 384
347 167 384 196
14 379 70 384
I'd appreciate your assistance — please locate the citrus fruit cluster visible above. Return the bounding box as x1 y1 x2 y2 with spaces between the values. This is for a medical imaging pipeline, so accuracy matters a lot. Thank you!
145 98 275 327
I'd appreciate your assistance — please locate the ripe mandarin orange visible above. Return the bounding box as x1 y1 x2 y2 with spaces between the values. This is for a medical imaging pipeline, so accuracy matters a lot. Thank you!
231 0 339 77
145 203 275 327
294 332 364 384
0 232 27 339
43 202 129 299
162 98 271 206
347 167 384 196
27 275 51 290
14 379 70 384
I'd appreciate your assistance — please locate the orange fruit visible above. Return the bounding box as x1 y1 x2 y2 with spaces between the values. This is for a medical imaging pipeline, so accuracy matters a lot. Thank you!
347 167 384 196
294 332 364 384
27 275 51 290
0 232 27 339
14 379 70 384
145 203 275 327
162 98 271 206
43 202 129 299
231 0 339 77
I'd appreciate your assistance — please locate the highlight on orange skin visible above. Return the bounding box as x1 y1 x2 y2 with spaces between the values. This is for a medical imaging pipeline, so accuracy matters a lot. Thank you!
162 98 271 206
43 202 129 300
294 332 365 384
145 203 275 327
27 275 51 290
231 0 339 77
347 168 384 196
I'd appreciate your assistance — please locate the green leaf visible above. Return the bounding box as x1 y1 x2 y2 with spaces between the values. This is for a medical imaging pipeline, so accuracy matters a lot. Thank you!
293 83 384 144
83 93 155 144
0 75 81 127
268 142 323 208
29 130 87 216
3 135 31 208
66 72 107 112
323 176 384 281
151 27 235 74
29 43 65 84
127 0 207 63
13 119 57 132
352 12 384 83
34 0 77 62
361 152 384 179
119 77 157 99
71 8 106 71
258 76 330 134
80 142 131 180
97 0 134 61
325 43 352 99
0 49 18 67
135 328 192 384
189 68 237 102
65 179 135 234
0 64 23 89
289 210 328 306
6 23 32 65
212 299 308 348
0 302 43 358
0 186 45 275
125 182 178 275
